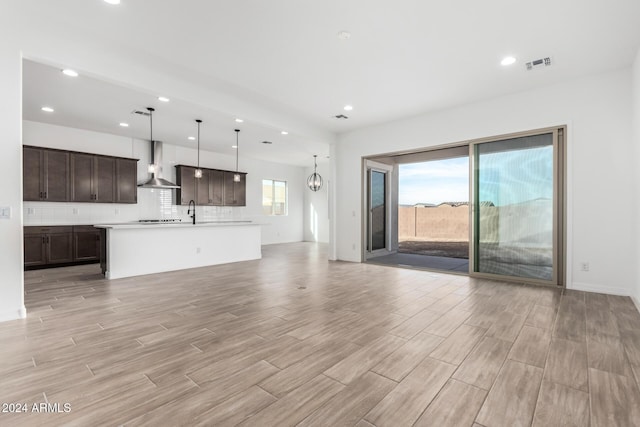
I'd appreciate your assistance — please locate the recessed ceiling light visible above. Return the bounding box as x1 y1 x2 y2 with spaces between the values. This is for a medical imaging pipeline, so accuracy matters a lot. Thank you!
281 131 289 135
188 136 196 141
235 118 244 123
158 96 170 102
501 56 516 66
119 122 129 127
232 145 238 148
62 69 78 77
344 105 353 111
41 106 54 112
104 0 121 4
337 31 351 40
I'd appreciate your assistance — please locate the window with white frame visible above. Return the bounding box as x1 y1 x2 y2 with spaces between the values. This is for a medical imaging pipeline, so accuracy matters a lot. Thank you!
262 179 287 215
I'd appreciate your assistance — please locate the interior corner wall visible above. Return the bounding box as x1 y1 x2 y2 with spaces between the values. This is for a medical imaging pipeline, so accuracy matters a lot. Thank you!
632 48 640 308
335 68 636 296
303 162 330 243
0 42 26 322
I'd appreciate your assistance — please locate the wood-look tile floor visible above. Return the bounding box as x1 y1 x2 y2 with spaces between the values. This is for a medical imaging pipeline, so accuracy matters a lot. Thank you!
2 242 640 426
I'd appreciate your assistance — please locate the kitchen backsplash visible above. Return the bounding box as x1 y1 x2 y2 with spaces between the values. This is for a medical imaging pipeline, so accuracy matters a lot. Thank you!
24 188 245 226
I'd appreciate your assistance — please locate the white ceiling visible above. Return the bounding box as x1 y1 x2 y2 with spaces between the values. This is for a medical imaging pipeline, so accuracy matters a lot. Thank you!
23 59 328 166
17 0 640 163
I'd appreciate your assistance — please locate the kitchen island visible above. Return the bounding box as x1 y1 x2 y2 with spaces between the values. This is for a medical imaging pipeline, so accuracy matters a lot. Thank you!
94 221 261 279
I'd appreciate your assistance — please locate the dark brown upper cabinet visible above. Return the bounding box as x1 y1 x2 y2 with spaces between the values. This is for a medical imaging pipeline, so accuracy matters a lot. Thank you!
175 165 244 206
23 146 137 204
224 171 246 206
196 169 211 206
23 146 70 202
209 169 225 206
116 158 138 204
176 165 197 205
71 153 116 203
194 169 225 206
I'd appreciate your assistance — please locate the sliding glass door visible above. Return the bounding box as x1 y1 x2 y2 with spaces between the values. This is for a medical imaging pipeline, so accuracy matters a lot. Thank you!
364 160 393 258
471 129 564 286
369 170 387 251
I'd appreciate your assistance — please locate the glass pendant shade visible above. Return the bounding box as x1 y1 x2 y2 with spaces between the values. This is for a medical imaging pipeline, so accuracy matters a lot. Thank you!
194 168 203 178
307 155 323 191
147 163 156 174
233 173 241 182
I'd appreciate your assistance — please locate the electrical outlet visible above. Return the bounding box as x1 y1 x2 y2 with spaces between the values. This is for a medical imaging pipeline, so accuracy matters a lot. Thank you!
580 262 590 272
114 208 120 215
352 243 356 250
72 208 79 215
196 247 201 254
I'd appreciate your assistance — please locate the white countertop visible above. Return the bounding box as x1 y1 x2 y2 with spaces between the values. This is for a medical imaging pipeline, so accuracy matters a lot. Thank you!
95 221 259 230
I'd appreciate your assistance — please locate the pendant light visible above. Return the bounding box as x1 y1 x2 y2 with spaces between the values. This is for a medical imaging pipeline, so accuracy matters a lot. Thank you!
147 107 156 173
194 119 203 179
307 155 323 191
233 129 241 182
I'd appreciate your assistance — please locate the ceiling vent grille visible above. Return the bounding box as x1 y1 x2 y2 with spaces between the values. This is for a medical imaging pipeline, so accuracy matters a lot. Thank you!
526 57 552 71
334 114 349 119
131 109 151 116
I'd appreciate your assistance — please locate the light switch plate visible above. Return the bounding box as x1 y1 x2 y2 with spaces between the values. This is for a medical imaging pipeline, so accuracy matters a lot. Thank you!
0 206 11 219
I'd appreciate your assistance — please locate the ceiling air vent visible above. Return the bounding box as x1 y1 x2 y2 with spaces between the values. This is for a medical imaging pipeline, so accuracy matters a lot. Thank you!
131 109 151 116
262 141 273 144
526 57 552 71
334 114 349 119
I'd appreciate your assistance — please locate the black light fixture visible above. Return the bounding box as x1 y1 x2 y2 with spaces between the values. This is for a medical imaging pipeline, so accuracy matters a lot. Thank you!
233 129 241 182
194 119 203 178
307 155 323 191
146 107 156 173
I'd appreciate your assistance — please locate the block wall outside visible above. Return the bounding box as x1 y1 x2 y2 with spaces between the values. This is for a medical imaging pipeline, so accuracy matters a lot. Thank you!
399 205 469 241
399 200 551 246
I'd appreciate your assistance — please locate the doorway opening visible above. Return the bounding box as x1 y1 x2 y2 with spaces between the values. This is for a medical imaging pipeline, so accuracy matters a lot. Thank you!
396 156 469 272
364 145 470 273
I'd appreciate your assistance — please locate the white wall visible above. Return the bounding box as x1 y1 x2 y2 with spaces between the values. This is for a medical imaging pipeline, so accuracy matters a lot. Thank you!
335 68 636 296
633 48 640 307
303 162 330 243
0 41 25 322
23 120 305 245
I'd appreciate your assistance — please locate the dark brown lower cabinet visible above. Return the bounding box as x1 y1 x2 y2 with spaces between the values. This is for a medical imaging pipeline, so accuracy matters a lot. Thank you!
24 226 74 267
24 225 101 269
74 226 101 261
24 232 48 267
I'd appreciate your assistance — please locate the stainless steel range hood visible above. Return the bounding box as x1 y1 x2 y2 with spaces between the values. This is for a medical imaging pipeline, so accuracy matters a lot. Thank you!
138 107 180 189
139 140 180 189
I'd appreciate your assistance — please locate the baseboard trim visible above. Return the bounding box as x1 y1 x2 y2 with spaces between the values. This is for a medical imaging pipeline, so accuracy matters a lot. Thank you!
0 305 27 323
569 282 630 296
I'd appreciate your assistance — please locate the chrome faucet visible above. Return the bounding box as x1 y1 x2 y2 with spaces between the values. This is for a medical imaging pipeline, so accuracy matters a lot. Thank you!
187 200 196 225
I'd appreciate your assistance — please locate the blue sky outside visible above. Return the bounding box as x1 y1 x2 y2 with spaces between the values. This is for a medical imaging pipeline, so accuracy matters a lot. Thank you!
399 145 552 207
399 157 469 206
